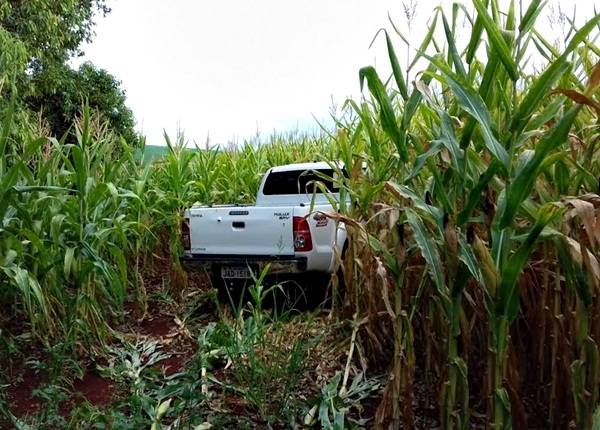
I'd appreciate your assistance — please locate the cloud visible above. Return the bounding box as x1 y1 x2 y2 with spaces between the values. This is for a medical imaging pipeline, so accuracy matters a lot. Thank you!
76 0 596 146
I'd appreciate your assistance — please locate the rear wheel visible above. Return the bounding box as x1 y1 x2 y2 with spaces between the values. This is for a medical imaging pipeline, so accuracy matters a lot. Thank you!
277 272 332 310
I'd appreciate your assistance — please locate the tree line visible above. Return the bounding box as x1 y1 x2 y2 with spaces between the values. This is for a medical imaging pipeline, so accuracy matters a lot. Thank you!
0 0 138 143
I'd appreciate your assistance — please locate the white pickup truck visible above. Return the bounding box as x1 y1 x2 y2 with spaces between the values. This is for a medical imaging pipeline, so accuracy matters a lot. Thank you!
180 162 347 292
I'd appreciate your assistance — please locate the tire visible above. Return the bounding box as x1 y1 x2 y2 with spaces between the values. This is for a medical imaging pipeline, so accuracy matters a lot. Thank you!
285 272 331 311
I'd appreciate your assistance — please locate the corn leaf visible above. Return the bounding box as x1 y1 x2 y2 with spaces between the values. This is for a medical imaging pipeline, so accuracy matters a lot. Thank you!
497 204 560 321
511 14 600 136
472 0 519 80
382 30 409 100
406 208 445 295
359 66 408 162
427 56 509 169
501 106 581 228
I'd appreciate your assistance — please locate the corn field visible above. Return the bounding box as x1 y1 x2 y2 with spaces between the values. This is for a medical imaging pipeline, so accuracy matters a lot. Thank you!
2 0 600 428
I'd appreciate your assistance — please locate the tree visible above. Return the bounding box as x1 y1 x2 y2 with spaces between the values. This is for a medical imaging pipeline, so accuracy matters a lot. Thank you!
0 0 110 67
0 0 139 144
25 62 138 144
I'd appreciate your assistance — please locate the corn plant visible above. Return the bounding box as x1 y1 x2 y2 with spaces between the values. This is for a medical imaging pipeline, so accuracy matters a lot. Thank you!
338 1 600 428
0 104 156 348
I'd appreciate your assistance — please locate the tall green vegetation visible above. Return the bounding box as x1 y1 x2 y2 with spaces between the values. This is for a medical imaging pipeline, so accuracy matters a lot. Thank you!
0 103 144 347
0 0 138 143
25 61 139 144
1 0 600 427
340 1 600 428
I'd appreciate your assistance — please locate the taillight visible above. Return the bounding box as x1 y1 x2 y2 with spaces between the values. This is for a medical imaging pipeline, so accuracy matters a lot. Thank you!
181 217 190 251
293 216 312 252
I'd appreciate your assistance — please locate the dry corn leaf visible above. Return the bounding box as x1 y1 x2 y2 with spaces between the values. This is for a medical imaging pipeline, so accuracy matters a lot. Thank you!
565 236 600 288
375 257 396 320
563 198 599 248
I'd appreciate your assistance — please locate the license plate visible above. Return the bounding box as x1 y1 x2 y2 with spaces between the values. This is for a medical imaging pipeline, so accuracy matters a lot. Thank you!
221 267 251 279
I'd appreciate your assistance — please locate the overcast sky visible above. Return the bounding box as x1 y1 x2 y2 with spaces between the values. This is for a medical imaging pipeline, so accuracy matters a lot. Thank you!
75 0 598 147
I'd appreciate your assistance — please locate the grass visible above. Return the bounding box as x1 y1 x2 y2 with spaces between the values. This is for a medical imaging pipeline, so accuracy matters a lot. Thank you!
1 0 600 428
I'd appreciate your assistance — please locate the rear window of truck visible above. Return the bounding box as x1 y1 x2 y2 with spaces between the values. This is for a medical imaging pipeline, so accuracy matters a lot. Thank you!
262 169 342 195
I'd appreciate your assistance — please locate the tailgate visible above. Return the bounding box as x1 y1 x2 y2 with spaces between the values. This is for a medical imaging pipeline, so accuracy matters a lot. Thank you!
188 206 294 256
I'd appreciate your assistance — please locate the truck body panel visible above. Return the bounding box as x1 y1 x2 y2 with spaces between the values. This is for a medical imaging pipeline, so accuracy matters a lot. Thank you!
182 162 347 278
187 205 295 256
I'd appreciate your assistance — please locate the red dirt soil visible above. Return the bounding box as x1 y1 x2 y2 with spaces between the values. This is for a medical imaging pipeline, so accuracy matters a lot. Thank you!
6 368 116 418
71 373 115 406
139 314 177 337
5 367 48 417
3 259 207 421
157 356 186 376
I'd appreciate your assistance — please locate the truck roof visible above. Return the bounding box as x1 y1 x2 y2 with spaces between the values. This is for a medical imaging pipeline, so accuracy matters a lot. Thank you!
269 161 341 173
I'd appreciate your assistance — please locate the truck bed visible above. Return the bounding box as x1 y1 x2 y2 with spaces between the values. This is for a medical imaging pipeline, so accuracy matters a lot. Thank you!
187 205 296 256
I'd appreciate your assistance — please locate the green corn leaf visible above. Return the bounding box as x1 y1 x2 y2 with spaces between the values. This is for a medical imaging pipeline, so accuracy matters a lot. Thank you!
64 247 75 279
458 234 483 287
459 54 501 148
437 111 464 172
533 29 562 59
0 94 15 175
501 106 581 228
407 140 443 181
426 56 509 169
511 14 600 137
402 63 434 131
369 234 400 276
2 250 18 267
0 164 23 201
410 11 439 70
359 66 408 162
13 185 73 194
3 265 49 324
441 11 467 78
50 214 66 244
382 30 408 100
106 182 119 202
466 0 489 63
386 182 444 229
497 204 560 321
71 145 87 192
346 100 380 162
406 208 446 295
518 0 545 36
472 0 519 80
506 0 516 32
